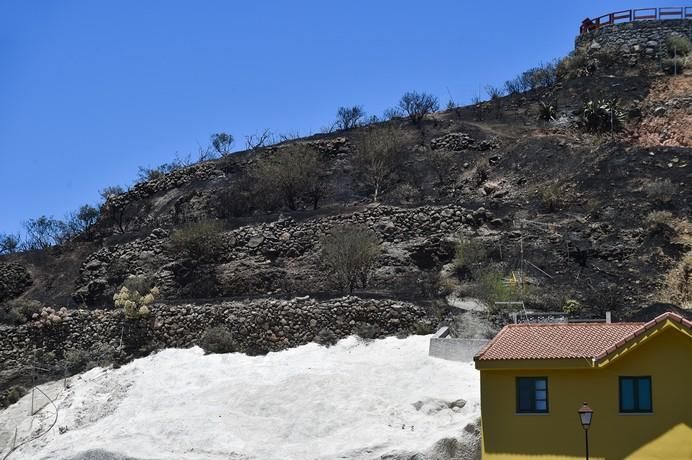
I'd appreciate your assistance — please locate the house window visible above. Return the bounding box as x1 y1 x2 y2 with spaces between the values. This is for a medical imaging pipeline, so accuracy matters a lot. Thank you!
619 376 652 413
516 377 549 413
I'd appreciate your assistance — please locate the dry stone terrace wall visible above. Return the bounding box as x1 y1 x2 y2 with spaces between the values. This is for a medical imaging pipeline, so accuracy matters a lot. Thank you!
104 162 222 209
0 297 429 368
0 263 32 302
75 204 501 301
101 138 351 213
575 20 692 57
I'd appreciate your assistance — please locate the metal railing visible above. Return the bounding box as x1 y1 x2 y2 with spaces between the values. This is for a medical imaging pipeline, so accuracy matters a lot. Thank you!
580 7 692 34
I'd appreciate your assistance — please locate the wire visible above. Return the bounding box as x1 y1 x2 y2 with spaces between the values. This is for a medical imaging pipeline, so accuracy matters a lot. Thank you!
2 385 60 460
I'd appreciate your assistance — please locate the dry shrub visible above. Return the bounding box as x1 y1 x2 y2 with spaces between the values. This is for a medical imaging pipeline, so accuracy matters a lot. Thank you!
354 126 407 202
169 219 224 262
662 252 692 308
321 225 380 294
65 343 116 373
644 179 677 205
0 299 42 325
645 211 675 235
398 91 439 124
253 144 327 211
215 175 259 218
540 183 563 212
200 326 237 354
386 183 420 205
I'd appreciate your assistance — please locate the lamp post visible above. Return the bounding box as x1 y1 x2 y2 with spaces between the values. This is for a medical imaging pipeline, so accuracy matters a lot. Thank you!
578 402 594 459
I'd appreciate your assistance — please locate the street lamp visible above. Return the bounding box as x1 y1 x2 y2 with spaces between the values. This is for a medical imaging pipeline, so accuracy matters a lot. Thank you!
578 402 594 459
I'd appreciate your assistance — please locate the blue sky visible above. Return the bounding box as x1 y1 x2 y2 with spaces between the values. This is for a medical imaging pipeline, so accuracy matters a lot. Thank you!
0 0 686 235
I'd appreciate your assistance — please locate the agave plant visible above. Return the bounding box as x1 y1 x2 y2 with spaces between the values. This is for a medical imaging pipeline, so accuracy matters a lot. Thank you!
538 101 557 121
580 98 625 132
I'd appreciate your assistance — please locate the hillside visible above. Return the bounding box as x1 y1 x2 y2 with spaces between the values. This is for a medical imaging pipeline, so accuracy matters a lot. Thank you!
0 44 691 401
4 74 689 311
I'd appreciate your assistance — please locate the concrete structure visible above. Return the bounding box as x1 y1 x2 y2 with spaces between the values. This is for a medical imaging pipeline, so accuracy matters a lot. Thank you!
474 312 692 459
428 327 489 362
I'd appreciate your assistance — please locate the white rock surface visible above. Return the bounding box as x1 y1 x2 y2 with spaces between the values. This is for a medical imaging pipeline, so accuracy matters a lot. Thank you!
0 335 480 460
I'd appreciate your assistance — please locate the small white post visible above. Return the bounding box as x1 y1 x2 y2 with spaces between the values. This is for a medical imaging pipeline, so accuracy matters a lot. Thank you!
605 311 612 324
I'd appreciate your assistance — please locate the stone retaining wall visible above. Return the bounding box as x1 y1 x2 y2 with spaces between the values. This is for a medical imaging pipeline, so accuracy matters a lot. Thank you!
75 204 501 304
0 296 431 369
575 20 692 58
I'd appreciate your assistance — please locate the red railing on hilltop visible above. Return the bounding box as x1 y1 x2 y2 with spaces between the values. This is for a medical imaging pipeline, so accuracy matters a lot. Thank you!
580 7 692 34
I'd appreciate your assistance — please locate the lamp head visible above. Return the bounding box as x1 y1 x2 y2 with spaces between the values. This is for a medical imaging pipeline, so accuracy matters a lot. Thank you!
578 402 593 429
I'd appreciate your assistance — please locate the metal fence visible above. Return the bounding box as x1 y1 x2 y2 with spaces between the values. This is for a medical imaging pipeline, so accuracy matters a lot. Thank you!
580 7 692 34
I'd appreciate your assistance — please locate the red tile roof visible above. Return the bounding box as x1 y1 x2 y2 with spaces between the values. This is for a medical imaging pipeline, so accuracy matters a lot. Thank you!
475 312 691 362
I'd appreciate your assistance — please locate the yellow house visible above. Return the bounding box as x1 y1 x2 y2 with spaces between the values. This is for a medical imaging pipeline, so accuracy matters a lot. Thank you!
474 312 692 459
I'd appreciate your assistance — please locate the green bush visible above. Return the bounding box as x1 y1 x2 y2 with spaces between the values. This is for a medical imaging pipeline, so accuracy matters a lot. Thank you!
662 57 686 75
561 299 583 315
580 99 625 132
454 237 486 275
666 35 691 56
538 102 557 121
477 268 519 312
169 219 224 262
200 326 237 354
